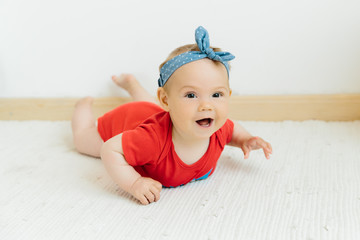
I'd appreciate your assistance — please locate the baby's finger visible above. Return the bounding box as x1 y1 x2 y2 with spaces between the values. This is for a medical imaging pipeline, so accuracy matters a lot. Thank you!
150 185 161 202
257 138 269 149
144 190 155 203
242 145 250 159
263 148 271 160
137 194 149 205
153 181 163 191
267 142 273 153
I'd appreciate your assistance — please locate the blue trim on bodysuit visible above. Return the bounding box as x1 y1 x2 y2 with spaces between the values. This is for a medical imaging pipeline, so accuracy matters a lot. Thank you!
164 168 213 188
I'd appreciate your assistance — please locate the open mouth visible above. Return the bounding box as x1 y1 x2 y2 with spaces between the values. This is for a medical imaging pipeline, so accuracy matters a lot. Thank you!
196 118 213 127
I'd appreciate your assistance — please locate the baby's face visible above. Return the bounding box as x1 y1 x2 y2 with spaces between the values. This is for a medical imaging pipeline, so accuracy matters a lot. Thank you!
164 58 231 140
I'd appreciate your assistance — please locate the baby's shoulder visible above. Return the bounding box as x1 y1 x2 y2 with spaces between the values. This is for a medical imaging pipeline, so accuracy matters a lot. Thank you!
129 111 172 143
214 119 234 146
143 110 171 127
121 111 172 162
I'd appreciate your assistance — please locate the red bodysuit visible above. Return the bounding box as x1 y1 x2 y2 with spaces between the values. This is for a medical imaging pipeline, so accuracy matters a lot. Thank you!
97 101 234 187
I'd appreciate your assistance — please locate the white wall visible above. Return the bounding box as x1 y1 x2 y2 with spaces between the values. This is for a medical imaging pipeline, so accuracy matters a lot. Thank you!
1 0 360 98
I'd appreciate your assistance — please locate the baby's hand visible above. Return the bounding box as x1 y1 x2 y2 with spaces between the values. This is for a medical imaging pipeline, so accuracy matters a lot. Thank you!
241 136 272 160
129 177 162 205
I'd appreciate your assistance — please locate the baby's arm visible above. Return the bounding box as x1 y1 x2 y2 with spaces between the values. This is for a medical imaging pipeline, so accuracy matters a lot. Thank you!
100 134 162 205
228 121 272 159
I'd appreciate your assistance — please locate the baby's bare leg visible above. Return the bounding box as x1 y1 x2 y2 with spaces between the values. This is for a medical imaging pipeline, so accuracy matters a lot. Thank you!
71 97 103 157
112 74 157 104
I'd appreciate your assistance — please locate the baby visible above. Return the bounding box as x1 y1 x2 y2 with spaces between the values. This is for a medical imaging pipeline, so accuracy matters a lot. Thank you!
71 26 272 205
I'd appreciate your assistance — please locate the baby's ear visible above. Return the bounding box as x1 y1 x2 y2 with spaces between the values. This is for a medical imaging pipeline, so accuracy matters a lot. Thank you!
157 87 170 111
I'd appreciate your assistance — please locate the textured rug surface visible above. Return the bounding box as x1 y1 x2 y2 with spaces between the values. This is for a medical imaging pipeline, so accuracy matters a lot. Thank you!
1 120 360 240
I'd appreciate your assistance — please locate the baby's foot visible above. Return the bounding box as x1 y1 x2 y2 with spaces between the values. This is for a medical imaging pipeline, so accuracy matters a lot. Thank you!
112 74 138 91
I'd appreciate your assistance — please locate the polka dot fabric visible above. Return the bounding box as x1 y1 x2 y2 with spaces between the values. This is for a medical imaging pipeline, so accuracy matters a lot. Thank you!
158 26 235 87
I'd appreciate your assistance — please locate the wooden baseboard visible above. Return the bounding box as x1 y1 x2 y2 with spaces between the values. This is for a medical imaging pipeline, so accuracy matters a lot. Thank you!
0 95 359 121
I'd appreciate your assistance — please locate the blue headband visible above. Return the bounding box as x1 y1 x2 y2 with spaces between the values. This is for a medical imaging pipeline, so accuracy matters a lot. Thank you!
158 26 235 87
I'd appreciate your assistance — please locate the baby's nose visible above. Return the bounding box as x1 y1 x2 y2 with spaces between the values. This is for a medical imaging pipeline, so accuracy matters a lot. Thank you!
198 101 213 111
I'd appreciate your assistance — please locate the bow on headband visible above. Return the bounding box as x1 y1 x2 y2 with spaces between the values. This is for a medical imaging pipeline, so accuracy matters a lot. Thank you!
158 26 235 87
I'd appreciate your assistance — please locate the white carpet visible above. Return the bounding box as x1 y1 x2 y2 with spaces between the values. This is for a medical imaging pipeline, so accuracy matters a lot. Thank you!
1 120 360 240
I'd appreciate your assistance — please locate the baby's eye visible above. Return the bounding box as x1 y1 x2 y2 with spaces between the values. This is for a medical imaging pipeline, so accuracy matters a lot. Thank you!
185 93 196 98
212 92 223 98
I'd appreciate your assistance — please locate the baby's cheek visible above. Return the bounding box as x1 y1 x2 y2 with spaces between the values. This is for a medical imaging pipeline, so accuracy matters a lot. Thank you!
218 106 229 118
